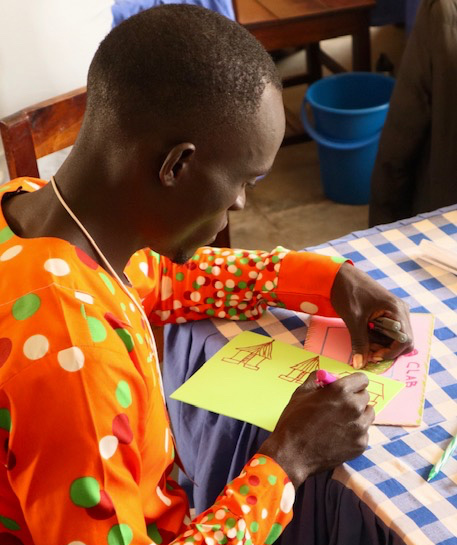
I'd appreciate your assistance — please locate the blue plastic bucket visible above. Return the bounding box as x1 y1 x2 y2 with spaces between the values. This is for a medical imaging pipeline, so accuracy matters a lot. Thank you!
301 72 395 205
305 72 395 140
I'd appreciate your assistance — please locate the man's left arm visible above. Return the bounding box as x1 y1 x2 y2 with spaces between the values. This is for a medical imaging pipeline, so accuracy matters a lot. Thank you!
126 246 413 367
126 246 346 323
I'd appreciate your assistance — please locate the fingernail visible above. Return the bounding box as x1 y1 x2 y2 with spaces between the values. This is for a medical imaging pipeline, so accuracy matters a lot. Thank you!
372 357 383 362
352 354 363 369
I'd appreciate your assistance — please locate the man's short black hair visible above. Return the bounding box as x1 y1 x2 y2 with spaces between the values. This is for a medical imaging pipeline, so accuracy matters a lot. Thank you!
86 4 282 137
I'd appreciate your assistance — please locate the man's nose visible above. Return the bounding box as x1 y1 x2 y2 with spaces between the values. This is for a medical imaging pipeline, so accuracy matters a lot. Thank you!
229 188 246 211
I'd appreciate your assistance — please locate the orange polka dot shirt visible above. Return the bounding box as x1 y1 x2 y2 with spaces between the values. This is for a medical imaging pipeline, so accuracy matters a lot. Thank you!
0 179 347 545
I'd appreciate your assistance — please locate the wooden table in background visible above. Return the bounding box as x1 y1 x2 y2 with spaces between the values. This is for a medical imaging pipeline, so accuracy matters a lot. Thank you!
234 0 375 144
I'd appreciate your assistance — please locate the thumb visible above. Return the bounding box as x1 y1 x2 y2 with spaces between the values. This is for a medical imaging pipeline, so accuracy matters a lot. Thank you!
350 328 370 369
299 370 322 394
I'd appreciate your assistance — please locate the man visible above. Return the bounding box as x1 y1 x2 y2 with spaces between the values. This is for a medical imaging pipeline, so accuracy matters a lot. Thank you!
0 5 411 544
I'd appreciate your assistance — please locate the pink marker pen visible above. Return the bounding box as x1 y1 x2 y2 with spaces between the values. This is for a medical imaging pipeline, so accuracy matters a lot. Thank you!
315 369 339 387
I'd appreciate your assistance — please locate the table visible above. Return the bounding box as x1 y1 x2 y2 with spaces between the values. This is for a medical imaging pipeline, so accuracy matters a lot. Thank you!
236 0 374 74
235 0 375 145
163 204 457 545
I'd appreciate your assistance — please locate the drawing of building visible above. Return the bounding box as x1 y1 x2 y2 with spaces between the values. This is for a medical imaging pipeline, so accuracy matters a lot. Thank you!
222 339 274 370
279 355 321 384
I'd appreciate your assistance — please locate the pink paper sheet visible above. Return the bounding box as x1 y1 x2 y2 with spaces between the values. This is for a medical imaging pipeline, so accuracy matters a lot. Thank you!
304 313 434 426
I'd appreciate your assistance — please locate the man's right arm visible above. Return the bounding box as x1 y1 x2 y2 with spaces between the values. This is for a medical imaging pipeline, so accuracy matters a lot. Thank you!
258 372 375 489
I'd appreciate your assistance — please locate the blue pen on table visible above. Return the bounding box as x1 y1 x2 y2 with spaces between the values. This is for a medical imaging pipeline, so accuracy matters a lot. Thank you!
369 317 410 344
427 434 457 481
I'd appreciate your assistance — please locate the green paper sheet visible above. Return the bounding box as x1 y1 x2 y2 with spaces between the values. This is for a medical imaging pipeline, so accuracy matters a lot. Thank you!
170 331 405 432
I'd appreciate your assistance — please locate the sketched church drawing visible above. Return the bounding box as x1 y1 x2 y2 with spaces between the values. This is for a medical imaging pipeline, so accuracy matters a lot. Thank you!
222 339 274 370
279 355 321 384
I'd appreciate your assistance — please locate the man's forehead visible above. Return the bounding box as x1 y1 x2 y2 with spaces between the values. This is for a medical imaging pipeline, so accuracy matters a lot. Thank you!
236 87 285 169
190 84 284 174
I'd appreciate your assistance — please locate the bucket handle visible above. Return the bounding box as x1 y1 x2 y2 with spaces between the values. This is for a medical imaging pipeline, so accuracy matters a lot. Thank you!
301 98 382 150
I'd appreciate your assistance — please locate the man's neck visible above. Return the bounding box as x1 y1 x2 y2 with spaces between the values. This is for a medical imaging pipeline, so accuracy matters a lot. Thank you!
2 169 141 283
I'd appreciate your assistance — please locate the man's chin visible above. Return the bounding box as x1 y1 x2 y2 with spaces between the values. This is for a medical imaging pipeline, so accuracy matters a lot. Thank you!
168 235 217 265
169 250 193 265
169 245 204 265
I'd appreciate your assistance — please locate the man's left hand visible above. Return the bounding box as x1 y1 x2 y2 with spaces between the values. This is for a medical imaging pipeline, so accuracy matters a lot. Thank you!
330 262 414 369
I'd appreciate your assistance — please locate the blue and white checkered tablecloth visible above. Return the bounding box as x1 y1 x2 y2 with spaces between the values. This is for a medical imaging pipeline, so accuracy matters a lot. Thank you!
207 205 457 545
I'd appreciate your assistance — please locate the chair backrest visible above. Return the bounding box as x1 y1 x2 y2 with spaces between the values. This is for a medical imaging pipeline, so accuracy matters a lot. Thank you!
0 87 87 179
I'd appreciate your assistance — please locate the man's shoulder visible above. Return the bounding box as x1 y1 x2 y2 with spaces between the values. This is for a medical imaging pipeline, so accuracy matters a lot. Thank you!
0 241 128 387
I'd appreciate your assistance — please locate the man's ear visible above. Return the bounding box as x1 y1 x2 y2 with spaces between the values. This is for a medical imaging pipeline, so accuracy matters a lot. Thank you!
159 143 196 187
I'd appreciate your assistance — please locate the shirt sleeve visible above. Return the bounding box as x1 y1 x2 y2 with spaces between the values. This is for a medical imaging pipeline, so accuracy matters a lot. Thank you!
125 246 349 325
171 454 295 545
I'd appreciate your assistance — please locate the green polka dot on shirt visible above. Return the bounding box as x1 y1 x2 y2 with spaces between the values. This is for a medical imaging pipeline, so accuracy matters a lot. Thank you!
0 227 14 244
239 484 249 495
87 317 107 342
70 477 100 508
12 293 41 320
108 524 133 545
0 514 20 531
115 328 134 352
99 272 115 295
116 380 132 408
0 409 11 431
331 256 346 263
147 522 162 544
265 523 283 545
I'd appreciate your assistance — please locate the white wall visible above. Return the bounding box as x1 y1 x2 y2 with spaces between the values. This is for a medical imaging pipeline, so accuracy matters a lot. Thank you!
0 0 114 183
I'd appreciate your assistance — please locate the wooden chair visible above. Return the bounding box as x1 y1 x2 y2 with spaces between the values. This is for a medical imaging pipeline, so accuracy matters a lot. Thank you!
0 87 87 180
0 88 231 360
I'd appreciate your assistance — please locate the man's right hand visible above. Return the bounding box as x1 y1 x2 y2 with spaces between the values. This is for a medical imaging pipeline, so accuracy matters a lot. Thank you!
257 371 374 489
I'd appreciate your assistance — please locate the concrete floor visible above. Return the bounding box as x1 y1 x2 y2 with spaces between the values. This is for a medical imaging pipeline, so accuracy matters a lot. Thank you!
230 25 407 251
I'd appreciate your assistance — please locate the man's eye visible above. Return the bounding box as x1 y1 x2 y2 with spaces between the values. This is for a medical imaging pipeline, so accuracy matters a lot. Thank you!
246 182 257 190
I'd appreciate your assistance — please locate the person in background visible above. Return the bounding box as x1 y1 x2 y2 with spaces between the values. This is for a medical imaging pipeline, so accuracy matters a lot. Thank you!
370 0 457 226
0 5 411 544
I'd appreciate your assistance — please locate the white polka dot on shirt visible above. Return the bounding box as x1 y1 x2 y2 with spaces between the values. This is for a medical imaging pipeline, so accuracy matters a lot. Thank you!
74 291 94 304
280 481 295 513
23 334 49 360
156 486 171 506
0 244 23 261
161 276 173 300
44 258 70 276
139 261 149 276
58 346 85 372
300 301 318 314
99 435 119 459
